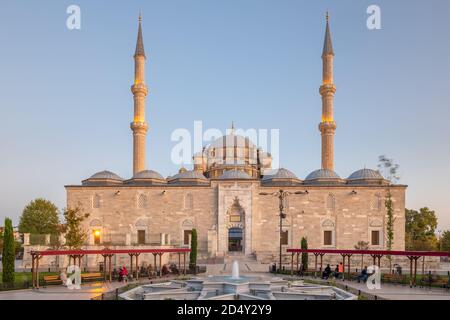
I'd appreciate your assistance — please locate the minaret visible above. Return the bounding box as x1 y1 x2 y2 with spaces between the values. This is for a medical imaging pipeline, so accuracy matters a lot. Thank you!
131 14 149 175
319 12 337 171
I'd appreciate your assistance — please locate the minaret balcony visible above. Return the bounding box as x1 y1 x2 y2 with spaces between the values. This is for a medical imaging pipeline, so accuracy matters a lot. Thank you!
319 121 337 133
130 121 149 133
319 84 336 95
131 83 148 95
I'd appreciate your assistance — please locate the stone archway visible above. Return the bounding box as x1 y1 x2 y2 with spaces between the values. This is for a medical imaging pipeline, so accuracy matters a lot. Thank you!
226 197 245 253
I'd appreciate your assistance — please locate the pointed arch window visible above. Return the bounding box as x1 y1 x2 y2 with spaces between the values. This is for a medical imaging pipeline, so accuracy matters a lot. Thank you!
184 193 194 210
326 194 336 211
371 193 382 211
137 193 148 209
93 194 101 209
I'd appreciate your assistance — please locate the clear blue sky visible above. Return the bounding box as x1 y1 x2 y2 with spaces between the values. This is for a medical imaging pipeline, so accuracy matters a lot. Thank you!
1 0 449 230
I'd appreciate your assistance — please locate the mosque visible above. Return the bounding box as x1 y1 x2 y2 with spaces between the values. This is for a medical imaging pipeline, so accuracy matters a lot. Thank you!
65 15 406 264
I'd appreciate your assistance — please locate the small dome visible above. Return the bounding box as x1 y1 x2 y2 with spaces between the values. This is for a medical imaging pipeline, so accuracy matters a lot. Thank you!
133 170 165 180
348 169 383 180
304 169 343 185
82 170 123 186
179 167 187 173
218 170 252 180
347 169 386 185
168 170 208 181
88 170 123 181
262 168 299 181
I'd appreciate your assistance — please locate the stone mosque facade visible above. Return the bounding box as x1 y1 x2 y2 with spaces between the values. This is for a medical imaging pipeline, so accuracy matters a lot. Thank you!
65 16 406 264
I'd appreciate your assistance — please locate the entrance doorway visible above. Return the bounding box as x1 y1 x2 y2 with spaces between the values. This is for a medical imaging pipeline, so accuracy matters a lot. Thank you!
228 228 243 252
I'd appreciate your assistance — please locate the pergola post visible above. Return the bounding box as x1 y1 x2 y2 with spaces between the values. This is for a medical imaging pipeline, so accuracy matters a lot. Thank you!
102 255 107 281
129 253 134 278
408 256 413 287
377 255 381 269
108 255 113 282
183 252 186 275
291 252 294 275
422 256 425 278
159 253 162 277
320 253 324 273
296 252 300 274
36 255 40 289
347 255 352 280
341 254 346 281
136 254 140 280
413 256 419 286
31 254 35 288
178 253 181 274
153 253 157 277
314 253 318 278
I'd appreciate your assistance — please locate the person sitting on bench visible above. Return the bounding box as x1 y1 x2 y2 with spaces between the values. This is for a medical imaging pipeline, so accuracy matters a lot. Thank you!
357 266 369 283
322 264 332 279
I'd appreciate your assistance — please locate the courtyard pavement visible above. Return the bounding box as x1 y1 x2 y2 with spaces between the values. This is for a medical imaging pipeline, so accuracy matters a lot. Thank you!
0 281 125 300
303 277 450 300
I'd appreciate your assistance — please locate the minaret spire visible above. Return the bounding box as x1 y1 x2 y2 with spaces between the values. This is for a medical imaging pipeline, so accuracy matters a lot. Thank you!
131 14 149 175
319 13 337 171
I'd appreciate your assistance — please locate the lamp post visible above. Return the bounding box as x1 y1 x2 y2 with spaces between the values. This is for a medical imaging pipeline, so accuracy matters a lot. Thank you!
260 189 308 273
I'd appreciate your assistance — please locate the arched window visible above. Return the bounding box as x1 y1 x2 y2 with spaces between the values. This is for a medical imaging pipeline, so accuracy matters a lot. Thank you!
326 194 336 211
184 193 194 210
371 194 382 211
93 194 101 209
137 193 148 209
283 197 289 211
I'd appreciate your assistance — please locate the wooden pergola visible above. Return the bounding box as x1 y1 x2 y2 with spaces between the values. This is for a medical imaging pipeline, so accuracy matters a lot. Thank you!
287 248 450 286
30 248 191 289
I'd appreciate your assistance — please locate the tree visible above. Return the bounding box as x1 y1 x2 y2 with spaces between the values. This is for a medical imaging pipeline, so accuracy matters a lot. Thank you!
377 155 400 183
63 207 89 249
378 155 400 270
354 241 369 269
300 237 308 271
189 229 198 272
0 228 3 252
2 218 15 284
405 207 438 250
440 231 450 252
385 192 395 252
19 198 60 235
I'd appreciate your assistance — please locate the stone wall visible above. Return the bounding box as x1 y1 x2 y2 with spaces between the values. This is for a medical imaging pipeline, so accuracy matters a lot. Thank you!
66 182 406 264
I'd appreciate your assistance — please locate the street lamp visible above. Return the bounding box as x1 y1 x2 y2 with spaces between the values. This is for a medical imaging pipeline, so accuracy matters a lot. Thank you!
260 189 308 273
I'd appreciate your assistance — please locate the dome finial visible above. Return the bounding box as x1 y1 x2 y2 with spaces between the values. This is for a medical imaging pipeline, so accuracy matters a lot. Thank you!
231 121 235 135
139 10 142 22
326 10 329 23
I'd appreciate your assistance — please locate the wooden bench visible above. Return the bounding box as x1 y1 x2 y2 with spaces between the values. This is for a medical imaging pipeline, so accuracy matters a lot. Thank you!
382 274 405 285
43 275 62 287
81 273 104 283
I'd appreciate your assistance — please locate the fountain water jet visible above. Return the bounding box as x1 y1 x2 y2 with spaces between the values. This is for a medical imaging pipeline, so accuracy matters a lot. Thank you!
230 260 240 279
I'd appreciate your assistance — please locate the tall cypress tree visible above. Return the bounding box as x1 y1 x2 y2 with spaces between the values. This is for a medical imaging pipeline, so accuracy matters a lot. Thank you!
301 237 308 271
2 218 15 284
189 229 198 272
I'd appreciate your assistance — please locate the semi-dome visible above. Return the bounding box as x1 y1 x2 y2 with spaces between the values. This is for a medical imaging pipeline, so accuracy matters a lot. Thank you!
347 169 387 185
304 169 343 185
218 170 252 180
82 170 124 185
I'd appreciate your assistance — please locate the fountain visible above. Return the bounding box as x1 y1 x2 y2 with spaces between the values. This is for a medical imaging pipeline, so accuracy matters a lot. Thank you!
119 260 357 300
230 260 240 280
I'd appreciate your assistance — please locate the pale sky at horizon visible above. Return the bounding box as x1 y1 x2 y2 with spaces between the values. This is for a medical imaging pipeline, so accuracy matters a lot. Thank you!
1 0 450 230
